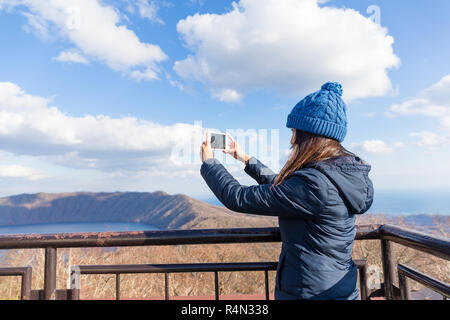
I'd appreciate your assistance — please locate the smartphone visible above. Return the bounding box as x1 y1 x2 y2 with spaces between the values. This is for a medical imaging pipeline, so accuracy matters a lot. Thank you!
210 132 226 149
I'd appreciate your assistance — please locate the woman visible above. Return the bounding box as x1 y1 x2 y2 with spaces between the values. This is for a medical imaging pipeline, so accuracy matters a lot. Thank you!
200 82 374 300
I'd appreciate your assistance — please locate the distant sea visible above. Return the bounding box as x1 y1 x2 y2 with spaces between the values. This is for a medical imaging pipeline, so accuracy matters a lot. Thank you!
200 190 450 216
366 190 450 216
0 222 158 235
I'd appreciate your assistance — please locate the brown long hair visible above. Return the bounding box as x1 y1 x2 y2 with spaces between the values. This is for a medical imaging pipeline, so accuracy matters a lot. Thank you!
272 129 350 186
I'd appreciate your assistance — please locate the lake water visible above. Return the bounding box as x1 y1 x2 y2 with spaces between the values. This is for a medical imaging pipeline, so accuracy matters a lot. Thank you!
0 222 159 235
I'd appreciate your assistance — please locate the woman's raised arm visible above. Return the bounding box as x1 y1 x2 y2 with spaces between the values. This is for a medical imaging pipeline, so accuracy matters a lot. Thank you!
223 133 278 185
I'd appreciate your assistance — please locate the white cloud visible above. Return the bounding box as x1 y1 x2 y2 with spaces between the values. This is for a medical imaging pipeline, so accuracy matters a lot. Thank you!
213 89 242 102
135 0 164 24
174 0 400 102
21 11 50 39
0 164 44 180
389 74 450 128
0 82 204 174
166 74 185 91
129 67 159 82
122 0 171 24
391 141 406 149
53 49 89 64
0 0 167 80
349 140 404 155
409 131 448 148
362 112 376 118
187 0 205 6
388 74 450 147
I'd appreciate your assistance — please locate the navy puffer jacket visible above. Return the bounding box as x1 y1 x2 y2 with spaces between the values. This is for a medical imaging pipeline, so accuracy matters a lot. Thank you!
200 154 374 300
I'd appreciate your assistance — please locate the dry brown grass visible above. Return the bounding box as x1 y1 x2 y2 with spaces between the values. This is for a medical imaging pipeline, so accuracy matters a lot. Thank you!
0 214 448 300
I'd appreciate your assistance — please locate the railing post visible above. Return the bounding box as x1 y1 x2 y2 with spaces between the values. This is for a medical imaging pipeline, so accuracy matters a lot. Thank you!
164 273 169 300
116 274 120 300
381 240 396 300
21 267 32 300
398 272 411 300
44 247 57 300
264 270 270 300
359 263 369 300
214 271 219 300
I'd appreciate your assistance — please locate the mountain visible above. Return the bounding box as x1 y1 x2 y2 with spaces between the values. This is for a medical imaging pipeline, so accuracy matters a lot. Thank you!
0 191 277 230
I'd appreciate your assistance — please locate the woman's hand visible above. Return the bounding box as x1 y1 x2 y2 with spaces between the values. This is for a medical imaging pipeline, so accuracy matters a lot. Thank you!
200 130 214 163
223 133 250 164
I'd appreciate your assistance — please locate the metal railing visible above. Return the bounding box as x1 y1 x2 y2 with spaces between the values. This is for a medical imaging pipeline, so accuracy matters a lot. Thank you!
0 224 448 300
397 264 450 300
68 260 370 300
377 225 450 300
70 262 278 300
0 267 32 300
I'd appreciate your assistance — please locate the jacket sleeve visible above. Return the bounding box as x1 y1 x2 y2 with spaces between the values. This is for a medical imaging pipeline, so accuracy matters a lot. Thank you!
244 157 278 185
200 158 323 219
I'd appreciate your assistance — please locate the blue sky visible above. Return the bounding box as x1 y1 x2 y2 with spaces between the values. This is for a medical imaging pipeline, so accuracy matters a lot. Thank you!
0 0 449 202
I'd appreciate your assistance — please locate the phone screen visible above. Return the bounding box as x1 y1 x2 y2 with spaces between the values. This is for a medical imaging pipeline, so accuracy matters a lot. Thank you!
210 133 226 149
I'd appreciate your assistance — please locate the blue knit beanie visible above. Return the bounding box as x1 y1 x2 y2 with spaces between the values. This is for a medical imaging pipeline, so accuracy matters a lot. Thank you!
286 82 347 142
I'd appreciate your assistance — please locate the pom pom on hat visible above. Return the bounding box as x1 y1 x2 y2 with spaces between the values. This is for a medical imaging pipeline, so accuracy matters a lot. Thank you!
321 82 343 97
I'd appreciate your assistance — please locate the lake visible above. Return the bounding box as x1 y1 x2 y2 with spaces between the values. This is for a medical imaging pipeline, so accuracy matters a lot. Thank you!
0 222 159 235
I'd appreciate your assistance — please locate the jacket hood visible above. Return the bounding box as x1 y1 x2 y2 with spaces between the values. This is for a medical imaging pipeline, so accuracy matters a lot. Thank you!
305 155 374 215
